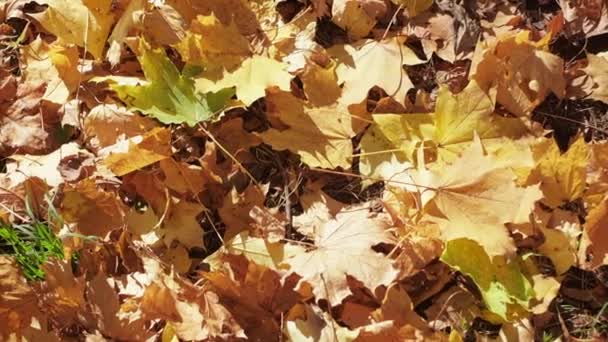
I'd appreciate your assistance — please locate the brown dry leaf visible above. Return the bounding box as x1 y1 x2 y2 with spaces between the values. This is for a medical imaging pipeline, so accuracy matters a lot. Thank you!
285 207 399 306
204 232 305 271
393 234 443 279
85 272 153 341
139 5 183 45
272 11 320 72
371 284 444 339
60 178 127 237
160 244 192 273
471 31 565 116
123 171 167 215
134 256 246 340
84 104 159 150
0 176 49 223
38 259 87 328
105 0 146 66
258 88 356 169
140 282 181 321
0 256 39 338
586 141 608 208
0 59 62 154
414 137 543 257
210 117 262 156
583 52 608 104
159 158 206 195
330 37 426 105
219 185 266 240
205 254 300 340
285 304 359 341
424 285 481 334
285 303 401 341
172 291 247 341
103 127 173 176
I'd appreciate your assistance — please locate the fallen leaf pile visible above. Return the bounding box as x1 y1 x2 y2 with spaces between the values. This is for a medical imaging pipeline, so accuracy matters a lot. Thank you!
1 0 608 341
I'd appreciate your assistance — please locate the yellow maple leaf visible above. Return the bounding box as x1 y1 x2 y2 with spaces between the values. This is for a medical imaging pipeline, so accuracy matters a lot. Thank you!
330 37 426 105
583 197 608 268
175 14 251 71
471 31 565 116
30 0 114 60
359 80 529 180
258 88 356 169
414 138 542 257
532 136 589 207
285 207 399 306
195 55 292 106
299 60 342 106
331 0 386 39
21 38 80 104
160 200 206 250
103 127 173 176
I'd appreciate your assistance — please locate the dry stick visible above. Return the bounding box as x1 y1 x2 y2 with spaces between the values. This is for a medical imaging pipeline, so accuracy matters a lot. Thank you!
197 123 263 191
536 110 608 137
381 4 404 41
308 167 438 190
283 168 293 237
319 274 339 342
149 187 170 232
431 289 464 331
197 123 260 245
